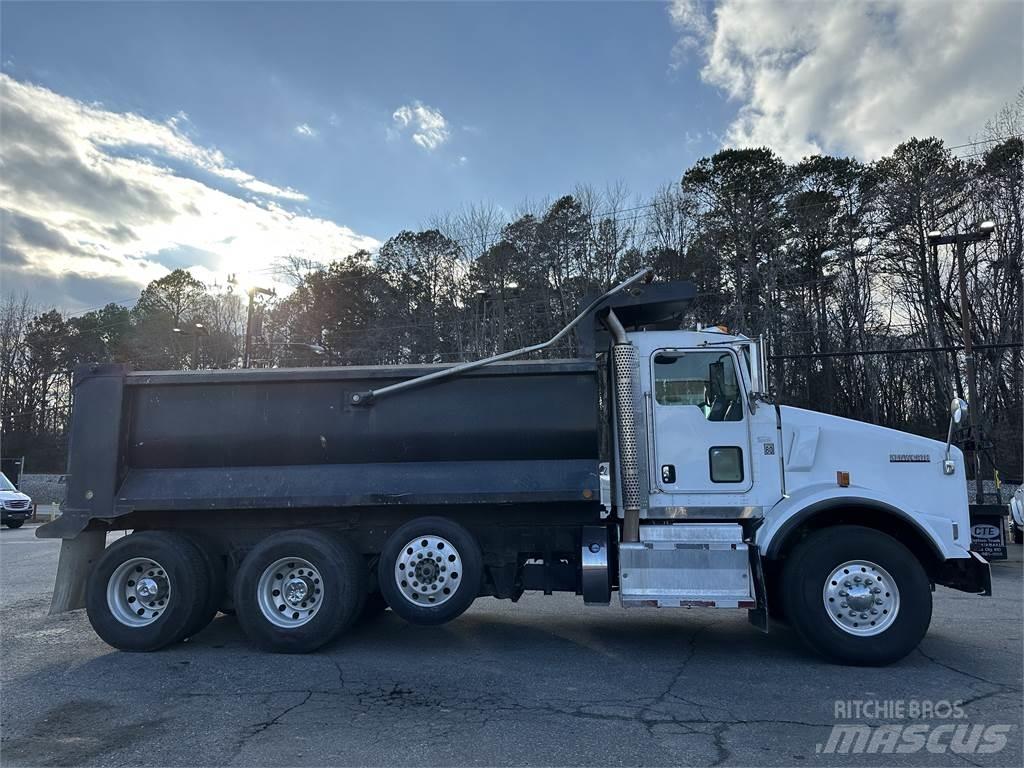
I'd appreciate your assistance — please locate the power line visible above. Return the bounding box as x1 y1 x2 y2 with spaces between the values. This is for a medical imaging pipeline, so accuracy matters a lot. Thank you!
770 341 1022 361
946 134 1023 152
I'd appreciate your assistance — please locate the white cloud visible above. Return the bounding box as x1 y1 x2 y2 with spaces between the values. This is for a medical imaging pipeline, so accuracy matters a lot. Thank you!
669 0 1023 161
392 101 451 151
294 123 316 137
0 75 378 311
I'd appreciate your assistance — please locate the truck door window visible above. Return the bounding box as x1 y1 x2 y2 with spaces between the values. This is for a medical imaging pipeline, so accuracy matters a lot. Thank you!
653 351 743 422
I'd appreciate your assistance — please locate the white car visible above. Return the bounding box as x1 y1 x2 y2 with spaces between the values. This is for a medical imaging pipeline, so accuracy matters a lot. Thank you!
1010 486 1024 544
0 472 32 528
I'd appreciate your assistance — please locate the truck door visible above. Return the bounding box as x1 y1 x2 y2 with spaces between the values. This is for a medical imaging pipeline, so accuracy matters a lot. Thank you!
650 349 752 494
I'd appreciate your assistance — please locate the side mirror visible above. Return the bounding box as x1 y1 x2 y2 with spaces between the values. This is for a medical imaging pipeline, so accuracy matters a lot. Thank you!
944 398 969 475
950 398 969 425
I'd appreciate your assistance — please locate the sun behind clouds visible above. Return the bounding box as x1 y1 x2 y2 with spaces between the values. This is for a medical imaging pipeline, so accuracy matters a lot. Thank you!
0 75 378 311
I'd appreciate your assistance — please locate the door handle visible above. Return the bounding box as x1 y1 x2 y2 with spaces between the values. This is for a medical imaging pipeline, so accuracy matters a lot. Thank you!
661 464 676 484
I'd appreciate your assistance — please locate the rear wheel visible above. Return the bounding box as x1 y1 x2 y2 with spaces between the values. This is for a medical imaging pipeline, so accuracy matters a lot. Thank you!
180 534 226 640
782 525 931 666
234 529 366 653
86 532 210 651
378 517 482 626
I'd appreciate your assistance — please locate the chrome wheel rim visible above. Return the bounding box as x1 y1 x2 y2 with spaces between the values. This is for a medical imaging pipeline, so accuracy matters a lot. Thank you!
394 535 462 607
257 557 323 628
107 557 171 627
823 559 900 637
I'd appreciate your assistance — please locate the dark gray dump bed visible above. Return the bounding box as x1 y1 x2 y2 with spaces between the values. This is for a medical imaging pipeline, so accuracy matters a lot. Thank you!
42 360 603 537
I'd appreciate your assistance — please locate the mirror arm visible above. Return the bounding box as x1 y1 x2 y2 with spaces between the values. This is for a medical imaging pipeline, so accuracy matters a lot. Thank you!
943 417 956 474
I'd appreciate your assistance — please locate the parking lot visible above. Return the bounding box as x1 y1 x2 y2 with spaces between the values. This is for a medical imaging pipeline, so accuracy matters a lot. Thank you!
1 523 1021 767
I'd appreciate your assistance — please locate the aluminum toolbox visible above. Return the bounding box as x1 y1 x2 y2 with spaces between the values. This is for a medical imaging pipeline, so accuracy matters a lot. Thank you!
619 523 754 608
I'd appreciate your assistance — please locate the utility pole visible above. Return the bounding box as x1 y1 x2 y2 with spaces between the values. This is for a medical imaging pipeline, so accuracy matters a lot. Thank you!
927 220 996 504
241 285 276 369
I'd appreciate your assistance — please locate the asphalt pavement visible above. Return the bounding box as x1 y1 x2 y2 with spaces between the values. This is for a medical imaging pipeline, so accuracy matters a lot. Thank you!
1 522 1021 767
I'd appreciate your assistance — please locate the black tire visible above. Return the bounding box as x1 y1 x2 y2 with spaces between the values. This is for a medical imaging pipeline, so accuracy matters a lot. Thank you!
1011 520 1023 545
782 525 932 666
764 561 788 623
4 520 24 529
86 531 210 652
234 529 366 653
180 533 226 640
378 517 482 626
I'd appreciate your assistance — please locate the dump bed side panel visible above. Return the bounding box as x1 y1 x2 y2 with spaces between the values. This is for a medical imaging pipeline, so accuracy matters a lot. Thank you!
126 364 598 468
42 361 603 538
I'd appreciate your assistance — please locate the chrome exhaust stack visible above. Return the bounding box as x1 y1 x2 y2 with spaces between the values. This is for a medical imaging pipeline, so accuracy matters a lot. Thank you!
605 308 646 543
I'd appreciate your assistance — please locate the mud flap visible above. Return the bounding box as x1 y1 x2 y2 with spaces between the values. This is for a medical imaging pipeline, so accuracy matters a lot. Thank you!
49 530 107 614
747 544 769 632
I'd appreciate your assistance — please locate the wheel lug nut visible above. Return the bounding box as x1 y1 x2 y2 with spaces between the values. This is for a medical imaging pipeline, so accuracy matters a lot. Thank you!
860 613 867 619
839 591 848 597
870 609 878 615
840 602 848 608
875 598 883 605
844 581 852 588
864 579 873 585
854 576 862 583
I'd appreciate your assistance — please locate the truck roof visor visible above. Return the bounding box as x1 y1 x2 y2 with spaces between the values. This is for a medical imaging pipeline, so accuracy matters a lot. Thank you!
581 281 697 356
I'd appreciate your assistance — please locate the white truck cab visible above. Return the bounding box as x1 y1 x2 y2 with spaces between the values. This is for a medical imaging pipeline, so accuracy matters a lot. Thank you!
608 320 988 664
631 328 971 557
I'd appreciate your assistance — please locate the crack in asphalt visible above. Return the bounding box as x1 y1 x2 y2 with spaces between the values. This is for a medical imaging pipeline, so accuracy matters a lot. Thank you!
215 665 834 767
916 646 1018 690
230 690 314 764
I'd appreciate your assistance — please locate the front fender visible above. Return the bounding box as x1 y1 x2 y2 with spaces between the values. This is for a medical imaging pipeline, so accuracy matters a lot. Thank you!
756 484 969 561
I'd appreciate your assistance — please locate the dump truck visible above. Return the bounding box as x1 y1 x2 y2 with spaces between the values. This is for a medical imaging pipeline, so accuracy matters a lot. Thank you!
39 269 991 664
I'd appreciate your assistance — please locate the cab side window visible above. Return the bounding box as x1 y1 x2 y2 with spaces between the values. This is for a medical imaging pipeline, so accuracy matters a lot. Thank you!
653 351 743 422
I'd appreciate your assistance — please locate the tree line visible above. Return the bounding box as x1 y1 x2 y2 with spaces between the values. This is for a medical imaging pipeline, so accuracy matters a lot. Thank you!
2 105 1021 481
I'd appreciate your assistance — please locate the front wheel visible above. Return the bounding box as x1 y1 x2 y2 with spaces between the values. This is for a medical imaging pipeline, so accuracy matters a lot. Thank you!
378 517 482 626
4 520 24 529
781 525 931 666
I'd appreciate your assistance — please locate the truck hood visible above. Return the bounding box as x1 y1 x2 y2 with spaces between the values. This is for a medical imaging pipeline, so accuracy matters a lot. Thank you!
0 490 31 503
777 405 969 542
778 405 953 473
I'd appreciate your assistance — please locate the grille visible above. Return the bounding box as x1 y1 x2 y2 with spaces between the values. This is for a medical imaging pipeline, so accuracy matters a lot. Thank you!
613 344 641 513
4 500 29 510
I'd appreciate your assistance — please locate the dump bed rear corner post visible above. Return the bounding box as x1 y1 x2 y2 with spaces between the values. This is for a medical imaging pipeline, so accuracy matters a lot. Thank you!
48 363 129 612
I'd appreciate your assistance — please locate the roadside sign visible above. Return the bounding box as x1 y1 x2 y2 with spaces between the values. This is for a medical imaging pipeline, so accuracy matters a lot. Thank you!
969 505 1007 560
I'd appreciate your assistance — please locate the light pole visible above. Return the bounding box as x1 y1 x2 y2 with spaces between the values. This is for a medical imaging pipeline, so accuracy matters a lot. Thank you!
172 323 210 370
927 220 996 503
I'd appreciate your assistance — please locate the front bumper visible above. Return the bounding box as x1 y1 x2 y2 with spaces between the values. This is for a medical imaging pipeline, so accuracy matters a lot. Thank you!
2 512 31 522
936 551 992 596
1 504 32 522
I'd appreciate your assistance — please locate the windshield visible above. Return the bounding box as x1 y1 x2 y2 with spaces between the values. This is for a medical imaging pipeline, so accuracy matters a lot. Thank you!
0 473 15 492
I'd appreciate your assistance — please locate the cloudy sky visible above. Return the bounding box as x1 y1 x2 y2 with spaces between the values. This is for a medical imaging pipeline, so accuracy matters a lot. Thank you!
1 0 1021 312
